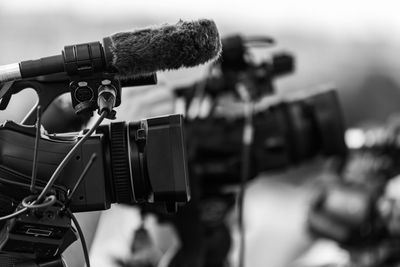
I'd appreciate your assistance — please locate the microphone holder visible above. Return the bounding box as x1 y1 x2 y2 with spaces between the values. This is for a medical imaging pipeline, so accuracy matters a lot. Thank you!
0 72 157 125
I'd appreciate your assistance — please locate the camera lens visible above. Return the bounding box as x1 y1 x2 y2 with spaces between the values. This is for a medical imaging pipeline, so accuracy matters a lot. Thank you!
281 89 347 162
101 114 189 205
253 89 347 172
187 89 347 185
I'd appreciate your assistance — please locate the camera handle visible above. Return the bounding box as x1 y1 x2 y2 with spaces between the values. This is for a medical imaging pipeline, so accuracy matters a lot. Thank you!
0 74 70 125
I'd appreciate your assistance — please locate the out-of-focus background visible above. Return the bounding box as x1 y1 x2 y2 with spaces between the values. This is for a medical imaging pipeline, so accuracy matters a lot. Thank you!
2 0 400 126
1 1 400 267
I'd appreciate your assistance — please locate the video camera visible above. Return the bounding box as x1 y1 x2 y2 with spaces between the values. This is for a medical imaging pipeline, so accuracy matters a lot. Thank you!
0 41 190 266
175 34 294 101
308 121 400 267
174 35 347 190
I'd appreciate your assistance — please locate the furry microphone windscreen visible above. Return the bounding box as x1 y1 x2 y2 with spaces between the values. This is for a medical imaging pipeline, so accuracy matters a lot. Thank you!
105 19 222 78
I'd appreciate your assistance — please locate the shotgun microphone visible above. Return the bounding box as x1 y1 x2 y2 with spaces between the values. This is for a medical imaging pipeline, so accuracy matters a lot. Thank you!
0 19 221 83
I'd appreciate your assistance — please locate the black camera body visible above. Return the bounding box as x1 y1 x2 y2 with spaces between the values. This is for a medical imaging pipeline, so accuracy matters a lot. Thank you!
0 51 189 265
0 115 189 213
0 114 189 261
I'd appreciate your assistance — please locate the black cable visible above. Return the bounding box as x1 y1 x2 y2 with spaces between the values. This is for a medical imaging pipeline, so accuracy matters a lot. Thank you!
22 195 56 209
36 110 108 203
30 105 42 193
68 153 97 199
0 112 106 220
64 153 97 208
0 192 56 222
0 105 43 221
67 210 91 267
0 176 44 190
0 194 57 221
0 166 67 193
0 207 28 221
0 104 108 261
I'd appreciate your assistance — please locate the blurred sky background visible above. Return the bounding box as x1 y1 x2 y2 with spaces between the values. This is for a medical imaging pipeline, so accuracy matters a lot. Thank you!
1 1 400 267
